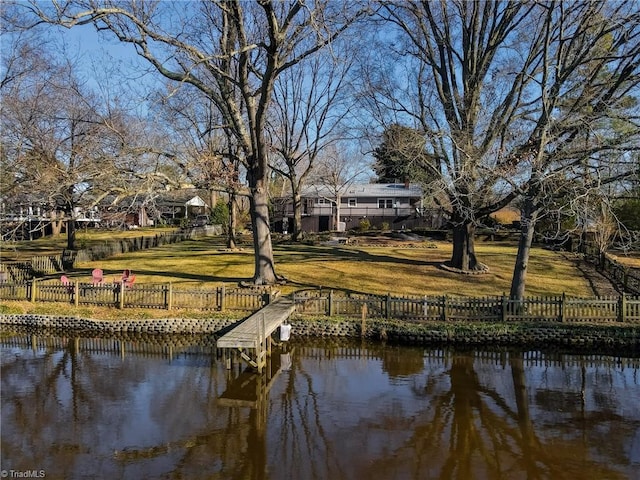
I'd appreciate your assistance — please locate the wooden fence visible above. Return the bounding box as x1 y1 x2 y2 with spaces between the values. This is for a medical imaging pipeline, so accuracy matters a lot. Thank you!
0 280 276 312
293 290 640 323
1 278 639 322
583 247 640 295
598 255 640 294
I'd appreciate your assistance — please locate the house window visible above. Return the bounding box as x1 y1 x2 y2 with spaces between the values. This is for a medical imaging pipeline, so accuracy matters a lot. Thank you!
315 198 327 205
348 198 357 207
378 198 393 208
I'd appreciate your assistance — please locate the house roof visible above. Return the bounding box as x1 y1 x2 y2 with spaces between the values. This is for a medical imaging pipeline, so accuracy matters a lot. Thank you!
101 188 210 209
155 188 209 206
301 183 423 198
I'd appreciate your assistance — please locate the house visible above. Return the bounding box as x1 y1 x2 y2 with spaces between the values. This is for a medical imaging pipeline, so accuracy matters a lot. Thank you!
154 189 211 226
100 189 211 228
275 183 444 233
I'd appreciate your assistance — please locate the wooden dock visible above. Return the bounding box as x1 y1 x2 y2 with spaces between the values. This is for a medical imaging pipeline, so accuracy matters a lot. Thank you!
217 296 295 372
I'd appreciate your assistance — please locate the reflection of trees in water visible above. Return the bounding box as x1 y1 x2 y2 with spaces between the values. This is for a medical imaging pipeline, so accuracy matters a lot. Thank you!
275 350 347 480
1 331 283 479
531 356 640 472
2 334 230 477
250 342 638 479
1 337 147 472
2 335 639 479
363 350 635 479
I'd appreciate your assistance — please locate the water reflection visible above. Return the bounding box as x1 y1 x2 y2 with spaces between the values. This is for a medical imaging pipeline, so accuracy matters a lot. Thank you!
1 328 639 479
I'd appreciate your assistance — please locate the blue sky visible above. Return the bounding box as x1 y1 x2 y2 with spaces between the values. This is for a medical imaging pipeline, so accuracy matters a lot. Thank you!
53 22 159 107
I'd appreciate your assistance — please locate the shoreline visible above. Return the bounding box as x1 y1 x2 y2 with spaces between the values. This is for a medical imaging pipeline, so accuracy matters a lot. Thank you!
2 313 639 356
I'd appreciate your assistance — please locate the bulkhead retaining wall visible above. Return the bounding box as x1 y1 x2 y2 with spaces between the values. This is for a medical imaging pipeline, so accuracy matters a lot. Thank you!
1 315 638 351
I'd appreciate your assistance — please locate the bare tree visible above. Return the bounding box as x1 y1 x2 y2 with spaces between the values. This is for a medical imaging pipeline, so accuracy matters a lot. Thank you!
14 0 370 284
309 143 370 231
153 85 246 248
268 49 356 241
0 32 155 248
507 2 640 300
365 1 543 272
367 1 639 283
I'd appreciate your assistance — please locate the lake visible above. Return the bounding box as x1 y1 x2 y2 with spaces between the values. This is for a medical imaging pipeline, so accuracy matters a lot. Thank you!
1 329 639 479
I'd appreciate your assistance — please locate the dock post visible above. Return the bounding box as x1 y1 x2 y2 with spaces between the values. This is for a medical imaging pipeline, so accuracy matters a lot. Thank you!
219 284 226 311
361 303 368 337
258 313 266 373
224 349 231 370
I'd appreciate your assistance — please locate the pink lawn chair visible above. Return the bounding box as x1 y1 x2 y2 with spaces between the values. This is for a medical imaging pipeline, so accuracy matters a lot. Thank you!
123 274 136 289
92 268 104 285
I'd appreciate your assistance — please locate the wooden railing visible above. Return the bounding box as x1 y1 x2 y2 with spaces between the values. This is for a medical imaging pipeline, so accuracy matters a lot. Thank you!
293 290 640 323
0 280 277 312
0 262 33 283
582 246 640 295
1 278 639 322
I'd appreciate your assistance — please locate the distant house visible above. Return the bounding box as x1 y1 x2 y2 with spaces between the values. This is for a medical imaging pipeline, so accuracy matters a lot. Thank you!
100 189 211 228
154 189 210 226
275 183 445 233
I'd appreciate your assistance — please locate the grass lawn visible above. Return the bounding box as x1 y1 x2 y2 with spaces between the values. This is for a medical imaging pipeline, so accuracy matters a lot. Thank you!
64 237 594 298
608 252 640 269
0 234 605 320
0 227 178 261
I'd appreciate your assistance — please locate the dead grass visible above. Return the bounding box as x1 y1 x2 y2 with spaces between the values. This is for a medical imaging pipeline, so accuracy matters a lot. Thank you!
490 207 520 225
0 300 241 321
1 236 604 319
0 227 177 261
65 237 593 297
608 252 640 269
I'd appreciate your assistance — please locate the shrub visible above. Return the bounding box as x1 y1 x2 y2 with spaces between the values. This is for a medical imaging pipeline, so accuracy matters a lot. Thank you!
211 200 230 229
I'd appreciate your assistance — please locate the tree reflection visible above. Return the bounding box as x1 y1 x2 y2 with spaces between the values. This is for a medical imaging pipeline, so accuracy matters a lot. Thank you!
2 334 638 479
365 349 635 479
1 335 143 474
275 346 348 480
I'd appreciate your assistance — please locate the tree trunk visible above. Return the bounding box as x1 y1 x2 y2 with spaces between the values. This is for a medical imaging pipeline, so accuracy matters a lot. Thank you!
50 211 63 236
227 193 237 249
249 181 277 285
509 200 539 301
292 190 303 242
66 217 76 250
449 221 482 271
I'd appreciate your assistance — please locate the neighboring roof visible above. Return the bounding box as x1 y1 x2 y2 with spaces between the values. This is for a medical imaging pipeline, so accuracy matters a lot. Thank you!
101 189 210 209
300 183 423 198
155 188 209 206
